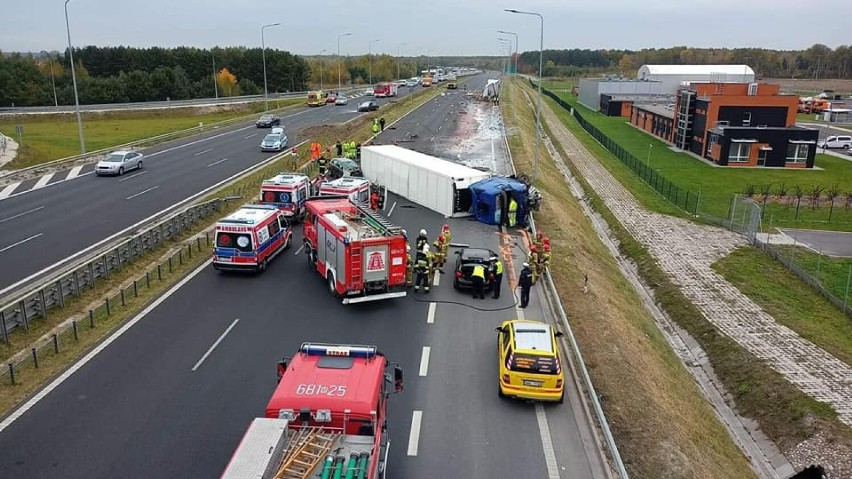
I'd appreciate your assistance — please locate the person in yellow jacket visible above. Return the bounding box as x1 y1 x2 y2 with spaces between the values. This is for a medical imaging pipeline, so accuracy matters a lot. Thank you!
371 119 380 135
529 244 540 285
433 233 448 269
471 264 486 299
534 231 544 253
441 224 452 245
490 258 504 299
507 197 518 227
540 244 551 278
405 245 414 287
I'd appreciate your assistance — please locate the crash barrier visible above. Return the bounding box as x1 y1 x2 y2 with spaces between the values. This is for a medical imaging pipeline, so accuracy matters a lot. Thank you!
0 228 218 386
500 102 628 478
0 198 227 342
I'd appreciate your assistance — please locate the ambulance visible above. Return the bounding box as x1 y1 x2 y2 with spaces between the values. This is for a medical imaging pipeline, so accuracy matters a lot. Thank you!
213 204 292 273
260 173 312 221
318 177 371 204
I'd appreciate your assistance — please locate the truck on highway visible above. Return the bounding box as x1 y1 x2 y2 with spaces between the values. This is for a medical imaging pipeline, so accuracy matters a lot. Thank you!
303 197 408 304
373 82 398 98
420 75 432 87
221 342 404 479
260 173 312 221
307 90 326 107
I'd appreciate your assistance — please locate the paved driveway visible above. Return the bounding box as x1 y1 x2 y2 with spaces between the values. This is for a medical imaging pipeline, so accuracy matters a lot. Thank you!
780 229 852 257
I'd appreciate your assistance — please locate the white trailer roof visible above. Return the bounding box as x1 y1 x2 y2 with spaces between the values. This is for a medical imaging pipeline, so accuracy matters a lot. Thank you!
363 145 485 180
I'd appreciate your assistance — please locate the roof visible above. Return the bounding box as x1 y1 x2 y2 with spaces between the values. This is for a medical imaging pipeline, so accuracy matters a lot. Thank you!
634 103 676 120
263 173 309 186
219 204 278 225
511 321 555 353
639 64 754 76
363 145 488 181
461 248 497 261
322 177 369 190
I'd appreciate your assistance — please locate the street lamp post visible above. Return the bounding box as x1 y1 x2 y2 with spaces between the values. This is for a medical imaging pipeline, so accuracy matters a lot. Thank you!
647 144 653 167
338 33 353 91
48 57 59 107
498 30 518 73
368 39 380 88
498 38 511 75
397 43 407 81
64 0 85 153
505 9 544 181
261 23 281 112
211 49 218 99
319 49 328 91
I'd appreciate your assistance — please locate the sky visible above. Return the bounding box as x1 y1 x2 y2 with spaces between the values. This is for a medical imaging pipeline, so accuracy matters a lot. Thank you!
1 0 849 57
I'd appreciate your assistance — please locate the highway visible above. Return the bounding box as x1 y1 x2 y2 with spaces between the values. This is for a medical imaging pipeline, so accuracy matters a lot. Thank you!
0 87 416 294
0 73 609 478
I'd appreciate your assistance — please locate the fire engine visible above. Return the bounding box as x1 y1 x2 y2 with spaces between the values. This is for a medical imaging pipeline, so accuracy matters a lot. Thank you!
221 343 403 479
373 82 398 98
303 197 407 304
260 173 312 221
319 177 371 204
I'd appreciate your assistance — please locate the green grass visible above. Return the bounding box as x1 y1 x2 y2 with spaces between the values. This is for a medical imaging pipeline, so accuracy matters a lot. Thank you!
771 245 852 303
547 91 852 230
0 99 302 170
712 246 852 366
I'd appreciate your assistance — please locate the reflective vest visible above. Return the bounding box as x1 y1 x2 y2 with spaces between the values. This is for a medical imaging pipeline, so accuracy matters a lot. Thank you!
472 265 485 280
508 199 518 213
494 260 503 275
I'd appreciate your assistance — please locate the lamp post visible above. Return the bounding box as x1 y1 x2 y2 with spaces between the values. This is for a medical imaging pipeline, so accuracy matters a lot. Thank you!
397 43 407 81
497 30 518 73
211 48 218 99
368 39 380 88
498 38 511 75
647 144 653 167
64 0 85 153
318 49 328 91
505 8 543 181
338 32 352 91
48 57 58 107
261 22 281 111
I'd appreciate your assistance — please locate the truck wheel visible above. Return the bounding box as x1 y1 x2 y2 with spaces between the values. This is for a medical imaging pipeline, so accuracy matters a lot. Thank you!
258 259 268 273
284 234 292 250
305 244 314 269
327 273 338 297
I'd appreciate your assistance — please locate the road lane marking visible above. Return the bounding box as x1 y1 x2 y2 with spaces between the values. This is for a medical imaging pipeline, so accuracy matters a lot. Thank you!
0 259 211 434
407 411 423 456
125 185 159 200
244 133 258 139
32 174 54 190
0 233 43 253
432 271 440 286
419 347 430 376
427 302 436 324
67 165 85 178
117 170 149 182
145 125 254 158
387 201 396 216
206 158 228 167
535 403 561 479
194 148 213 156
0 206 45 225
294 243 304 255
192 318 240 371
0 183 19 199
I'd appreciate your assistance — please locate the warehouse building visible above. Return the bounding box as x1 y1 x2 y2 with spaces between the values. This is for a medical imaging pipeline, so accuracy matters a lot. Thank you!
637 64 755 92
578 77 669 112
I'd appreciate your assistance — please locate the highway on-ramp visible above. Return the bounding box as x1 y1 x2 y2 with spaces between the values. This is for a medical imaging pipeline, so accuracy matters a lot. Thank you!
0 87 416 293
0 74 609 479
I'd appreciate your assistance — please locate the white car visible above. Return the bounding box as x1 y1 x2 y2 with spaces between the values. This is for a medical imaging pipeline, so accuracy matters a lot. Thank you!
364 89 374 96
335 96 349 105
817 135 852 149
96 150 143 176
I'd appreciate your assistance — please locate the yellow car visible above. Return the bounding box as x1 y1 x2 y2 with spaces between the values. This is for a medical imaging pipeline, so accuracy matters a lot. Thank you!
495 319 565 403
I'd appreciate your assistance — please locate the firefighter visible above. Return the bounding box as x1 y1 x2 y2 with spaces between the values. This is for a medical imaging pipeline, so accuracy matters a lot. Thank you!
529 244 540 285
508 195 518 228
370 190 380 211
336 140 343 157
289 147 299 170
540 243 551 277
490 257 504 299
405 245 414 287
432 233 448 269
317 154 329 176
372 119 380 135
424 243 437 286
441 224 452 245
414 248 430 294
355 143 362 160
379 117 386 132
310 142 321 161
416 229 429 254
471 264 486 300
534 231 544 253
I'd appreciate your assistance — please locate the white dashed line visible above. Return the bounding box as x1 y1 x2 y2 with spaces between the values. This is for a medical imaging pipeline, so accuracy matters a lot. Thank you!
32 173 54 190
0 233 43 253
427 302 436 324
0 206 45 225
244 133 258 139
67 165 85 178
194 148 213 156
294 244 305 256
0 183 19 199
125 186 159 200
419 347 431 376
432 271 440 286
206 158 228 167
387 201 396 216
118 170 149 182
407 411 423 456
535 403 561 479
192 318 240 371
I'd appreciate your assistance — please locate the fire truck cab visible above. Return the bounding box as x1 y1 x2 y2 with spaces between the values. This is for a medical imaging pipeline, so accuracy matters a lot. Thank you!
213 204 292 272
221 343 403 479
260 173 312 221
319 177 371 204
303 197 407 304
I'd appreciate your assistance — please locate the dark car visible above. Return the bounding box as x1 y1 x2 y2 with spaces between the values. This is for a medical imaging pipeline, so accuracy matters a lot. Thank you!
255 114 281 128
453 247 499 290
357 100 379 112
328 157 363 179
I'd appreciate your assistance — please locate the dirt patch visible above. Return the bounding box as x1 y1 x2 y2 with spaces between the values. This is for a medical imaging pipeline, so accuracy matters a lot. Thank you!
765 78 852 95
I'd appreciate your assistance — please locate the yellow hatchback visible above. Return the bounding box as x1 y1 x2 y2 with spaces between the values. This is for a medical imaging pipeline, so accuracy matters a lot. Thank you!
495 319 565 403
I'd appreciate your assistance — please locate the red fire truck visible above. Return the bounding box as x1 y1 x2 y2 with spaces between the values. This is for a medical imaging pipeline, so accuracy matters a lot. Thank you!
221 343 404 479
303 197 407 304
373 82 398 98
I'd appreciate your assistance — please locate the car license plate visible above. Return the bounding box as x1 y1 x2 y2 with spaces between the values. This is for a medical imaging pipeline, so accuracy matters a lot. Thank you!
523 380 542 387
217 257 232 262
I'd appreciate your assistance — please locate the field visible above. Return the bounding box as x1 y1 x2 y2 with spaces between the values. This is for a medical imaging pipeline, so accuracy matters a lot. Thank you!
764 78 852 96
0 99 302 170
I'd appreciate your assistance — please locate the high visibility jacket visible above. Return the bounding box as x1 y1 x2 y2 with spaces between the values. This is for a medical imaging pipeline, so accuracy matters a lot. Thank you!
493 260 503 275
472 265 485 280
508 199 518 213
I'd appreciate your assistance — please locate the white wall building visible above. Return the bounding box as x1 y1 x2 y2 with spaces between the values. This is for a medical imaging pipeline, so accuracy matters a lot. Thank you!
637 64 755 93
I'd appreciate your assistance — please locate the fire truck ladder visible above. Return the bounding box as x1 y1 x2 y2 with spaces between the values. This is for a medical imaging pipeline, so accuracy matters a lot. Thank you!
354 202 403 237
275 427 341 479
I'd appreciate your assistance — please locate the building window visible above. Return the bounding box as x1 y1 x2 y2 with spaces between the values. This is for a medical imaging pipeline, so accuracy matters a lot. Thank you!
786 144 809 163
729 143 751 163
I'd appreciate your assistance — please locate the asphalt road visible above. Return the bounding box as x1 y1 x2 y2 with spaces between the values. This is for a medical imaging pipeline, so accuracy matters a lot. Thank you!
780 228 852 257
0 86 418 293
0 73 607 479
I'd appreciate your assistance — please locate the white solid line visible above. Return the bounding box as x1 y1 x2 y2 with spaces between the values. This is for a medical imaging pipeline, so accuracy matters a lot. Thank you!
407 411 423 456
191 318 240 371
427 302 436 324
193 148 213 156
125 185 159 200
244 133 258 139
67 165 85 178
0 233 43 253
0 206 45 225
0 259 211 434
206 158 228 168
0 183 19 199
117 170 149 182
387 201 396 216
419 347 431 376
294 244 305 255
31 174 54 190
535 403 561 479
432 271 440 286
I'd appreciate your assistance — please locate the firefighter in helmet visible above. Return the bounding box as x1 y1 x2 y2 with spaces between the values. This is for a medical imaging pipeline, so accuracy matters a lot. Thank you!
416 229 429 255
529 244 540 285
433 233 448 269
316 153 329 177
441 224 452 245
414 244 431 294
540 243 551 278
405 244 414 287
534 231 544 253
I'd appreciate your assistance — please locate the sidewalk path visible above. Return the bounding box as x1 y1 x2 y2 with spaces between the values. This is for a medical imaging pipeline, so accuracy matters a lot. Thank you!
539 102 852 427
0 133 19 172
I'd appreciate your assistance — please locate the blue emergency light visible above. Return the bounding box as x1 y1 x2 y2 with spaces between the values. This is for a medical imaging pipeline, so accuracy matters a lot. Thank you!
300 342 377 359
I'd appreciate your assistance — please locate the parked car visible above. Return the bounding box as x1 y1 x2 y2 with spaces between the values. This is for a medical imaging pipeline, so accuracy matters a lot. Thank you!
260 133 288 152
96 150 143 176
453 247 499 290
357 100 379 112
495 319 565 403
335 96 349 106
817 135 852 149
255 114 281 128
328 158 363 179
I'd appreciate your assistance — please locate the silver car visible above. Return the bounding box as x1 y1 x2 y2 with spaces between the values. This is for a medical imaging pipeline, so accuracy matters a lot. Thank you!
260 133 288 152
96 150 143 176
335 96 349 106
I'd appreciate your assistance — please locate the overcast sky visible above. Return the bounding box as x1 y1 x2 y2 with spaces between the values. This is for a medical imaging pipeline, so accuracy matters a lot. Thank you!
1 0 848 57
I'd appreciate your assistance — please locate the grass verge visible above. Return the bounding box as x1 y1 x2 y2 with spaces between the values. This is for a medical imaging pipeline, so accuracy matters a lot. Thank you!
712 246 852 366
504 77 755 477
0 99 302 170
523 78 852 462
